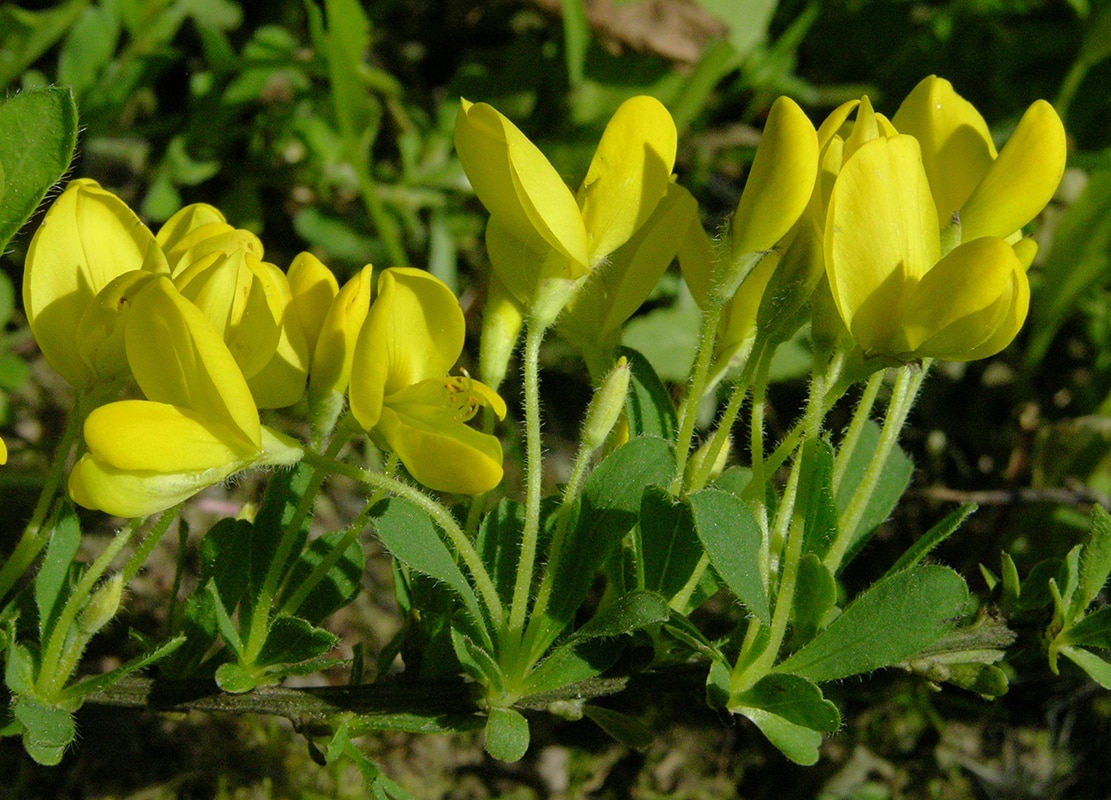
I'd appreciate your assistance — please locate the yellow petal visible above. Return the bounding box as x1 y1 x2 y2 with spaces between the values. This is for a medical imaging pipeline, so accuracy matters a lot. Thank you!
479 276 525 391
74 271 159 385
125 277 261 449
23 179 168 389
0 436 7 465
678 211 716 310
163 221 264 276
310 264 373 397
732 96 819 255
959 99 1067 241
897 237 1024 356
69 451 242 518
578 95 677 264
349 268 464 431
174 249 284 378
816 99 860 149
156 203 227 253
248 264 311 409
891 75 996 226
288 251 340 357
83 400 256 472
825 135 940 352
454 99 589 268
374 403 504 495
564 182 697 347
484 216 579 306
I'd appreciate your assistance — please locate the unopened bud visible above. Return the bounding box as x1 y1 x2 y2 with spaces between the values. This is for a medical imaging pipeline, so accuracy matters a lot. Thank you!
77 573 124 636
582 357 631 452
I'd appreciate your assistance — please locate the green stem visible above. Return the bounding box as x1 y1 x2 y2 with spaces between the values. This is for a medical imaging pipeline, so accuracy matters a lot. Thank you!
38 518 142 699
121 506 182 583
731 361 829 695
508 320 547 637
831 370 885 496
0 403 85 604
243 420 352 664
520 431 602 661
301 450 505 630
670 298 727 494
824 361 928 575
747 344 775 548
687 342 761 493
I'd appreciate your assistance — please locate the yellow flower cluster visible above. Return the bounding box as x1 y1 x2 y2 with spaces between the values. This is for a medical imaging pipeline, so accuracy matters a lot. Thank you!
22 181 505 516
456 76 1065 373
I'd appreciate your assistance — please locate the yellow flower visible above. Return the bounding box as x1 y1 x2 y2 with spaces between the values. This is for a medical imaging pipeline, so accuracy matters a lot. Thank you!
308 265 373 439
892 75 1067 242
559 182 699 378
349 269 506 494
68 277 301 517
23 179 168 391
288 251 340 358
820 80 1065 363
0 436 7 465
824 134 1029 362
455 95 677 317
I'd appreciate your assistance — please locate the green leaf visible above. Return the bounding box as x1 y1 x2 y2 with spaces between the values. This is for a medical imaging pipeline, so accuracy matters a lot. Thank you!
835 420 914 568
277 529 364 625
789 554 836 647
476 499 524 609
200 518 254 613
1061 606 1111 650
34 504 81 641
0 86 78 254
639 488 704 601
257 615 339 667
571 589 669 643
65 635 186 701
885 503 977 578
543 437 675 636
370 497 485 627
796 437 837 559
777 566 969 683
4 642 36 695
323 0 380 157
690 488 769 624
583 705 654 750
622 304 701 383
215 661 258 694
56 2 121 97
1075 504 1111 618
619 346 678 442
485 707 530 762
13 696 75 765
739 707 824 766
251 465 314 600
523 638 625 696
450 625 503 690
734 673 840 733
1060 645 1111 689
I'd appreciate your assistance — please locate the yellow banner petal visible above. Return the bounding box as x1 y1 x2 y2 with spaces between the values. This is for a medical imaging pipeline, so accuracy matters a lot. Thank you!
959 99 1067 241
891 75 996 227
824 135 940 352
23 179 167 388
578 95 677 265
732 96 819 256
454 100 589 268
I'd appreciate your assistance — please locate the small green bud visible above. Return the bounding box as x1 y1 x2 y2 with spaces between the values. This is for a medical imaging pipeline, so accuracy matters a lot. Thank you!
582 357 631 452
77 573 124 636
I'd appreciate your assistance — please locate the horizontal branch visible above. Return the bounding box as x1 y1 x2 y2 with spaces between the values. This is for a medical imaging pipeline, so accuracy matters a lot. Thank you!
82 663 712 733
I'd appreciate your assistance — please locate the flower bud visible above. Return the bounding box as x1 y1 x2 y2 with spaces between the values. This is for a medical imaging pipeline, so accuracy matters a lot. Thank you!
77 573 124 636
581 357 631 452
